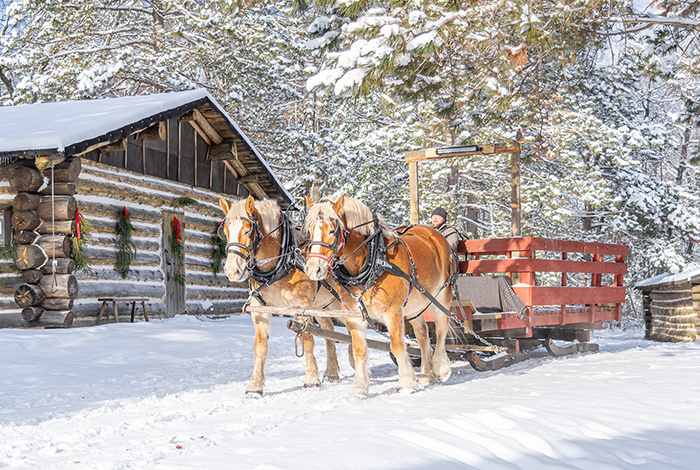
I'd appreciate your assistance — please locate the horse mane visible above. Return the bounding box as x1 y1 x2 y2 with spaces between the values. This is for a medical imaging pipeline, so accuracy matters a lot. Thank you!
304 195 395 238
226 199 282 238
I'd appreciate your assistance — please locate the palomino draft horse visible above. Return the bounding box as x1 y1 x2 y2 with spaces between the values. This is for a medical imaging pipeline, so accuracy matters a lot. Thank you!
219 195 340 397
303 195 453 395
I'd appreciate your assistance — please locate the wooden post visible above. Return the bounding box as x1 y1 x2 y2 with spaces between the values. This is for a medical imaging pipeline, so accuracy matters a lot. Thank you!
166 120 170 180
409 161 419 224
511 150 521 237
177 121 182 182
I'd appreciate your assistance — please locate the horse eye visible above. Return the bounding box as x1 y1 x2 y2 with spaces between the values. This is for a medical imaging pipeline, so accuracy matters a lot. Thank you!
217 224 227 240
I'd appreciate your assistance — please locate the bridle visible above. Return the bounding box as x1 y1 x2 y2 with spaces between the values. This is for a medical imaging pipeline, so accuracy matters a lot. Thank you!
220 215 264 270
306 214 346 267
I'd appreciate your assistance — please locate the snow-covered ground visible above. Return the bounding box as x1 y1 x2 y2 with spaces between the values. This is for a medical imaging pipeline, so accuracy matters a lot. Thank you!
1 315 698 469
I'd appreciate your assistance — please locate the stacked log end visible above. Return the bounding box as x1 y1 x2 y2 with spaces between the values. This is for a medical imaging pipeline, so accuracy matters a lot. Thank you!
644 284 699 343
10 157 81 328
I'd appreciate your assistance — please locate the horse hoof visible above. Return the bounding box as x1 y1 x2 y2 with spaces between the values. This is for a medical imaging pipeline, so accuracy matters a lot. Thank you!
324 375 340 383
417 374 435 386
304 382 321 389
349 386 368 398
395 386 416 395
436 368 452 383
245 390 263 399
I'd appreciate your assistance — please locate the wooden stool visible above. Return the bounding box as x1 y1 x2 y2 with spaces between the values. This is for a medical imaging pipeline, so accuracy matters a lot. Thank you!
96 297 149 324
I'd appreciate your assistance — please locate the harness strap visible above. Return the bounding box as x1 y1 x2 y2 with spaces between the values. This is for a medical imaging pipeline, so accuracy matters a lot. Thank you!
376 258 455 319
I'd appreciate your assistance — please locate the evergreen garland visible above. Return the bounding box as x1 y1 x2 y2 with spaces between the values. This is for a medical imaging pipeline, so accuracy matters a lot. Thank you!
212 221 226 276
115 207 137 278
170 216 185 286
0 246 14 261
71 208 93 273
171 196 198 208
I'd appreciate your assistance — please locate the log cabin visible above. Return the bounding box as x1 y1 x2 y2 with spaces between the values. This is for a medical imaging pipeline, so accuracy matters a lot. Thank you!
635 268 700 342
0 89 292 328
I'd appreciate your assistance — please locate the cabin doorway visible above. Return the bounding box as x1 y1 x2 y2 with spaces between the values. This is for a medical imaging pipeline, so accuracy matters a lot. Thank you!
163 210 186 316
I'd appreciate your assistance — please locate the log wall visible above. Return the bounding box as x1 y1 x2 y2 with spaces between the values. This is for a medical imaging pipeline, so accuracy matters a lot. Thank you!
71 159 248 326
641 281 700 343
0 180 21 327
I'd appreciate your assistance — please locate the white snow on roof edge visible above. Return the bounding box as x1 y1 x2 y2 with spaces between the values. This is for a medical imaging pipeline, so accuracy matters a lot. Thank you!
0 88 293 203
634 267 700 289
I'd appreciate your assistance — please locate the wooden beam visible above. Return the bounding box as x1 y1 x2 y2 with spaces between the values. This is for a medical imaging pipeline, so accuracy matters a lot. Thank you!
78 139 126 156
409 162 420 224
210 142 235 161
138 122 166 141
405 141 521 163
185 119 212 146
248 182 268 200
238 174 262 184
179 110 223 144
223 160 239 179
511 150 521 237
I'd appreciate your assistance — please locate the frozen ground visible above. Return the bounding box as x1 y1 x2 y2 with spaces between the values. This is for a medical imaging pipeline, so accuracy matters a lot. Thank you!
0 314 699 469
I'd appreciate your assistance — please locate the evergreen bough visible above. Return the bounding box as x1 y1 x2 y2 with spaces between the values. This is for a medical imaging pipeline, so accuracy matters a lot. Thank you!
71 209 93 273
212 222 227 276
115 207 137 278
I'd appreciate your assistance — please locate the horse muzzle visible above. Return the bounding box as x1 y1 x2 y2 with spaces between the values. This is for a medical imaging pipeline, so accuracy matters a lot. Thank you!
305 255 332 281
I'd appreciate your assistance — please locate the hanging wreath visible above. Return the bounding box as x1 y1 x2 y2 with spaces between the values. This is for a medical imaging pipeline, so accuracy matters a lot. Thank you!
71 207 93 273
212 221 226 276
115 206 137 278
170 216 185 286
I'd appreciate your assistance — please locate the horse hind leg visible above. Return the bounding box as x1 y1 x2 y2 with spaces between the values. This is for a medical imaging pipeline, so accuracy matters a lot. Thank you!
433 288 453 383
407 315 435 386
246 309 271 397
386 307 417 392
316 317 340 382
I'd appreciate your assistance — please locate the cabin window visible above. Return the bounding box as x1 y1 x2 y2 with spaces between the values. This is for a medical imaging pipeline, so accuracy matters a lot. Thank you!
0 208 11 247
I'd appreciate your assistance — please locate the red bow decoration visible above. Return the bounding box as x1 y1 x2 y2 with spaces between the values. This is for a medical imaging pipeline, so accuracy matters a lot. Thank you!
124 207 129 218
174 217 182 244
75 208 86 240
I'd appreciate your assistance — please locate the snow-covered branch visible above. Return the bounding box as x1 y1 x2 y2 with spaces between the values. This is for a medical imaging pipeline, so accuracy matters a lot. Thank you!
591 14 700 32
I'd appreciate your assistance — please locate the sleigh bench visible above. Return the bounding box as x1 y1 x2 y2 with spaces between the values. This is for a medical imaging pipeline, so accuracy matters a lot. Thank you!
95 297 149 324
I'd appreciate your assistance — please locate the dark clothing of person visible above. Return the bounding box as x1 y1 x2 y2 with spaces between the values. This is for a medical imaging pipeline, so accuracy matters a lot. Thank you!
436 222 459 252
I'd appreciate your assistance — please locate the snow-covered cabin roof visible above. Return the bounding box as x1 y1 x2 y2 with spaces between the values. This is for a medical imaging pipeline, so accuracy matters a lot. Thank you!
0 89 292 205
634 267 700 289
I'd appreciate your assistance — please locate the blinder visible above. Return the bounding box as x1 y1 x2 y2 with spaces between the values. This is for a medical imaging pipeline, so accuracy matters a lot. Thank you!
217 223 227 240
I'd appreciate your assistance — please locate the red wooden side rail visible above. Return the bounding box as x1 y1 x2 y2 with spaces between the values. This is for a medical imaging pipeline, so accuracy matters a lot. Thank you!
455 237 628 333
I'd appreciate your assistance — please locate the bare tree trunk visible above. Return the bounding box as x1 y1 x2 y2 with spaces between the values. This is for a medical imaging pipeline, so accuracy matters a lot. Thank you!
0 66 13 98
153 6 165 53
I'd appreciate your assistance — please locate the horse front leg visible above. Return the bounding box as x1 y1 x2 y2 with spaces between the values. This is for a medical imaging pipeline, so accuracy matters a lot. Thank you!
386 306 417 392
408 315 435 385
344 317 369 396
246 303 270 398
301 329 321 388
316 316 340 382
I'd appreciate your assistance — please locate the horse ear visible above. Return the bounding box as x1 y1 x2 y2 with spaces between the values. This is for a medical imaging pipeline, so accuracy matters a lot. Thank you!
305 196 314 209
219 197 231 215
245 195 255 217
332 195 345 214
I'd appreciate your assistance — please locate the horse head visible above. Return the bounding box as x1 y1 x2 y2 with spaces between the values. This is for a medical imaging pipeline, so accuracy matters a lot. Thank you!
303 195 346 281
218 195 265 282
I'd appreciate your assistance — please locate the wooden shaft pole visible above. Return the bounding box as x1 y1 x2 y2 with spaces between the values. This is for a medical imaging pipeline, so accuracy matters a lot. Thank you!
409 161 420 225
511 151 522 237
